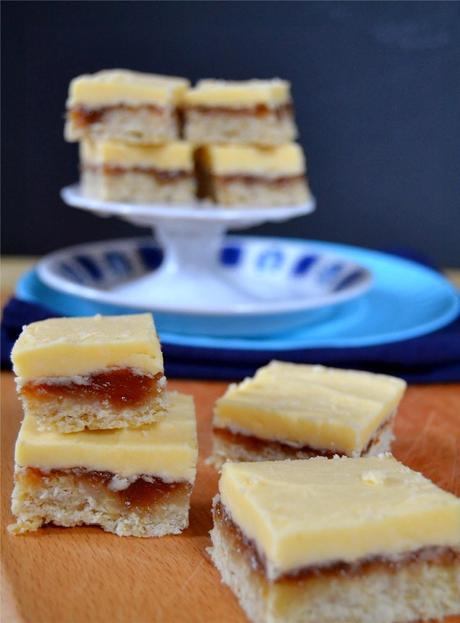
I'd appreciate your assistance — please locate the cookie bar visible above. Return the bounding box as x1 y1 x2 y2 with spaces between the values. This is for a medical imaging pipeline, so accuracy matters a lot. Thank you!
197 144 310 206
65 69 189 144
10 392 197 537
211 361 406 467
11 314 166 433
183 79 297 145
80 140 195 203
210 457 460 623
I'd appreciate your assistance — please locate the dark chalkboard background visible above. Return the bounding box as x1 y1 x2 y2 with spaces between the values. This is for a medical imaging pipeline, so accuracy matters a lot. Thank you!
2 1 460 265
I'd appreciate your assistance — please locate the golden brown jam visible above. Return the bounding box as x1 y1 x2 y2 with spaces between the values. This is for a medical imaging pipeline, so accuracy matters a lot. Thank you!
214 501 460 583
26 467 189 509
70 104 165 127
214 420 388 459
84 163 192 182
23 369 162 408
215 173 305 187
185 102 293 119
214 427 322 458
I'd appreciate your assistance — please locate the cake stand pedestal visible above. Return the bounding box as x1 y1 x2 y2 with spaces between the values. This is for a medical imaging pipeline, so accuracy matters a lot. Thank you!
61 184 316 299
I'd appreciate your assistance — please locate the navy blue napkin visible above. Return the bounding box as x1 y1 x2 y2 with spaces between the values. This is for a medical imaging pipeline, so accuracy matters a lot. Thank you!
3 295 460 383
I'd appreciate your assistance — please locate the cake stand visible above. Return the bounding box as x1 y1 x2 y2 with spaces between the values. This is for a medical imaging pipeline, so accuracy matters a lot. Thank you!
61 184 317 310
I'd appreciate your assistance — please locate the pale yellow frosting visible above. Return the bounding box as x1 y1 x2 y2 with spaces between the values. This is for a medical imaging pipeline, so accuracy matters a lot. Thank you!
219 456 460 579
214 361 406 455
67 69 190 107
11 314 163 380
15 392 197 482
201 144 305 178
184 79 290 107
81 139 193 170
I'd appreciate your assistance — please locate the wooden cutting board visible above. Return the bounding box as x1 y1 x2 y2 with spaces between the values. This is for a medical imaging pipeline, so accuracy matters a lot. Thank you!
2 373 460 623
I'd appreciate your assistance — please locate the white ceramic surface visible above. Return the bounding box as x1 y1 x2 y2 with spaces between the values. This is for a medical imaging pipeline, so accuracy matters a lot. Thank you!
37 236 373 335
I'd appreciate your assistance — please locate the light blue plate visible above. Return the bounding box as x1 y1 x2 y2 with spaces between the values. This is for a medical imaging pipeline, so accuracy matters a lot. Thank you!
16 237 459 349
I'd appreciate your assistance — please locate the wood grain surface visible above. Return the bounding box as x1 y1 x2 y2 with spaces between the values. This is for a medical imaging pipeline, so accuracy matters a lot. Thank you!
1 373 460 623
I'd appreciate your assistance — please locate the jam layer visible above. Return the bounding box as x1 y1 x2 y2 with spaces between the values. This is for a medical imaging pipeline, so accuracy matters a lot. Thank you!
70 104 167 127
214 501 460 583
215 173 305 187
185 102 293 119
24 466 190 510
22 369 163 409
213 421 388 459
84 164 192 182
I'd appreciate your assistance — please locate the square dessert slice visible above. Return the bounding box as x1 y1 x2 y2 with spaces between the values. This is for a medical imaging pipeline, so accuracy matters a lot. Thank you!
183 79 297 145
197 144 310 207
211 361 406 467
10 392 197 537
80 140 195 203
210 457 460 623
11 314 166 433
65 69 189 144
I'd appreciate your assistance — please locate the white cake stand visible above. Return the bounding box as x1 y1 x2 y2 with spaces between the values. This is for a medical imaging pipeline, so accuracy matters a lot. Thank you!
61 184 316 303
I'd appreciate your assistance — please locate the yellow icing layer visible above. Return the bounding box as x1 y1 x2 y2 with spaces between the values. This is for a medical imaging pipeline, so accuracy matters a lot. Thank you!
201 144 305 177
81 140 193 170
184 79 290 107
67 69 190 107
219 456 460 579
11 314 163 380
15 392 197 481
214 361 406 455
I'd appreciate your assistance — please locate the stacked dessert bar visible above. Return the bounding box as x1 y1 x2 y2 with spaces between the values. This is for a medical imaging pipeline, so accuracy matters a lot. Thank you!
9 313 197 537
65 69 197 204
65 69 311 206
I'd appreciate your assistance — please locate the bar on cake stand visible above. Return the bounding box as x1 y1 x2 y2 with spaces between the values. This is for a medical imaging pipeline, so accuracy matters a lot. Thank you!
183 79 297 145
65 69 189 144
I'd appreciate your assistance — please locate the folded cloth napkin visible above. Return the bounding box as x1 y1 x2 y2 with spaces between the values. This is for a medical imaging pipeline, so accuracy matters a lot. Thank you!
2 296 460 383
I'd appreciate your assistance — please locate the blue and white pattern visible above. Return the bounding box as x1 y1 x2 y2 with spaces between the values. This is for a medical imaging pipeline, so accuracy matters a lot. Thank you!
24 236 459 342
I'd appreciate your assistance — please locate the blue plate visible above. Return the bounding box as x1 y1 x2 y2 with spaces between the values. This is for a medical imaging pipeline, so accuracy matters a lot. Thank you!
16 237 459 349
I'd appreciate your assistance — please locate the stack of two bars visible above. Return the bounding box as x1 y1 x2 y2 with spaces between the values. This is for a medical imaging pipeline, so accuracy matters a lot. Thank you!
65 69 311 206
66 70 196 204
184 79 311 207
10 314 197 537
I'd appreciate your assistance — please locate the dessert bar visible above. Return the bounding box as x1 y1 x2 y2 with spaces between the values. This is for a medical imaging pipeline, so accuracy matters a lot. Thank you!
210 456 460 623
183 79 297 145
197 144 310 206
10 392 197 537
65 69 189 144
81 140 195 203
211 361 406 467
12 314 166 433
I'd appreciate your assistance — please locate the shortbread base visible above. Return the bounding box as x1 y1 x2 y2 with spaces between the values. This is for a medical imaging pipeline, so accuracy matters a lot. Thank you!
65 106 179 144
210 500 460 623
10 466 192 537
17 372 167 433
209 416 394 469
211 178 310 207
82 169 195 204
184 109 297 145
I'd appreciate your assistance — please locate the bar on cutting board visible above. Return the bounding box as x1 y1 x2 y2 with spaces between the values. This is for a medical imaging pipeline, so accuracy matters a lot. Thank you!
10 392 197 537
11 314 166 433
210 456 460 623
210 361 406 468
